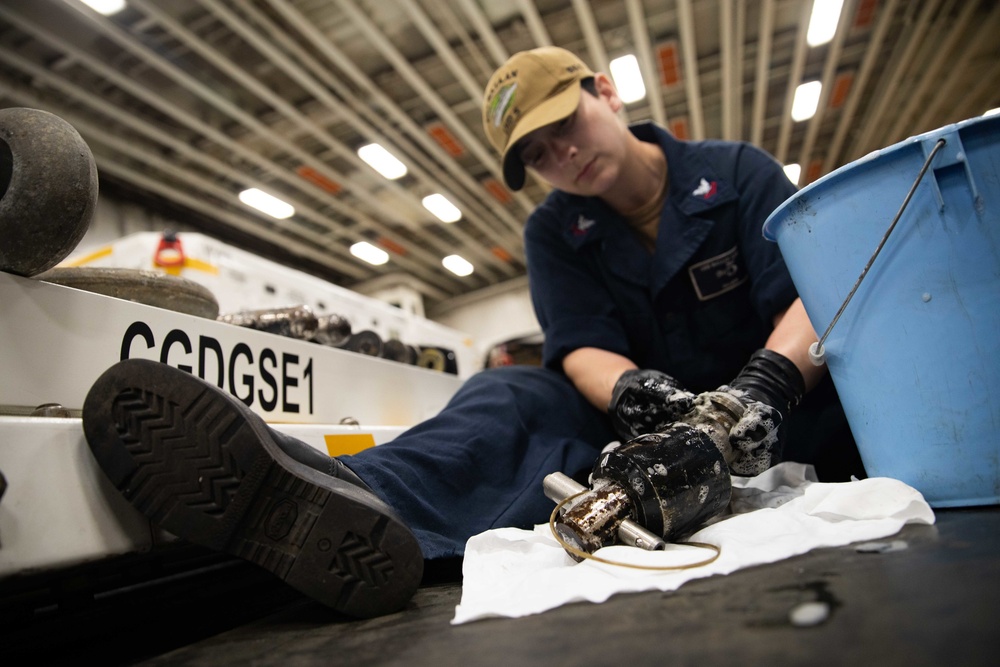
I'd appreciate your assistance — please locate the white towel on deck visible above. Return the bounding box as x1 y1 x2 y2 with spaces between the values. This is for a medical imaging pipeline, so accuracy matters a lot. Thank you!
452 462 935 625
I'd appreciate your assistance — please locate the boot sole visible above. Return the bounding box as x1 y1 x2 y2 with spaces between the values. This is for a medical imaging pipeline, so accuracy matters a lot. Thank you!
82 359 423 618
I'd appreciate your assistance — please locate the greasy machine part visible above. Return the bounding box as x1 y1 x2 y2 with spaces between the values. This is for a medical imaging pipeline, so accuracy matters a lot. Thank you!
551 394 744 560
543 472 666 552
218 305 320 340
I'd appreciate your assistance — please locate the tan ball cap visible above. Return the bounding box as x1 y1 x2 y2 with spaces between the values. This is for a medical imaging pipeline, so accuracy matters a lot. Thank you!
482 47 594 191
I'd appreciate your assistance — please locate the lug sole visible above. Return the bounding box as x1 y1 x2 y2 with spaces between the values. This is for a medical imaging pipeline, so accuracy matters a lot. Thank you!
82 359 423 618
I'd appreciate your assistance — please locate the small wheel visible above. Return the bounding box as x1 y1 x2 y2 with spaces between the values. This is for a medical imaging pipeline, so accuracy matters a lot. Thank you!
417 346 458 374
0 107 98 276
343 330 383 357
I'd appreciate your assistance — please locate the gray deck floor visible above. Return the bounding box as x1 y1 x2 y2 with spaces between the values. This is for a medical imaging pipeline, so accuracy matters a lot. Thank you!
5 508 997 666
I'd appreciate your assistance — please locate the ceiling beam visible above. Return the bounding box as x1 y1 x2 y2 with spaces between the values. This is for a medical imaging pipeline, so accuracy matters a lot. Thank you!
626 0 666 126
795 0 857 180
823 0 901 173
847 0 943 161
751 0 776 147
676 0 705 140
775 0 812 164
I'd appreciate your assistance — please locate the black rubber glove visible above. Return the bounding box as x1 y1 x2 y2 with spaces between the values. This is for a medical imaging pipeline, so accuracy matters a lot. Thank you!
607 369 695 441
713 349 806 476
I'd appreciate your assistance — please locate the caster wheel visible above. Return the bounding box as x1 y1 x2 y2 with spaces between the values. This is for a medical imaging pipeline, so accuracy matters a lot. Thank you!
0 107 98 276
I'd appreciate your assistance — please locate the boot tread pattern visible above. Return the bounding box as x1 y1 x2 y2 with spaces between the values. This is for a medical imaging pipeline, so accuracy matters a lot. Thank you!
236 467 330 577
111 387 245 519
330 519 395 590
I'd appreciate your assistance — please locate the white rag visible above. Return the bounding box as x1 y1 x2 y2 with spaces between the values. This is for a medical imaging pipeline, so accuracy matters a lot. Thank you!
452 462 935 624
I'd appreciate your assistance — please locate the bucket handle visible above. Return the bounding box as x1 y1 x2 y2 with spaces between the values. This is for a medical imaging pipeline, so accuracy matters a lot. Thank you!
808 138 947 366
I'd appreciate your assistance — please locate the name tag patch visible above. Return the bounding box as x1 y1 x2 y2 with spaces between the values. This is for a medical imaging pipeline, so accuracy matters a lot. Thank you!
688 246 748 301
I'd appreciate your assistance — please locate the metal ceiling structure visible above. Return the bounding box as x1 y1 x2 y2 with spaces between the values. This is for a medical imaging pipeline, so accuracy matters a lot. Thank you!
1 0 998 309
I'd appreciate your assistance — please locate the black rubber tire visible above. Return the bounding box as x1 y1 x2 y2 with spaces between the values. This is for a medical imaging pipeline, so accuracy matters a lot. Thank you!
0 107 98 276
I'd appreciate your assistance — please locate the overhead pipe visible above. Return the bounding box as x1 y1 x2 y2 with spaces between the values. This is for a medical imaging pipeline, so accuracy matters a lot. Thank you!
795 0 857 181
625 0 666 126
775 0 812 165
332 0 539 222
516 0 552 47
260 0 531 256
454 0 509 66
676 0 705 140
4 84 374 282
751 0 775 147
823 0 900 173
892 0 986 143
570 0 610 76
847 0 943 161
197 0 513 283
720 0 734 140
187 0 502 285
0 2 468 293
0 48 374 279
421 0 495 83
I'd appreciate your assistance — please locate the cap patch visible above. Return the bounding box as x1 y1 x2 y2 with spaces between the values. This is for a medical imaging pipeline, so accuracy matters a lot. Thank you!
488 82 518 134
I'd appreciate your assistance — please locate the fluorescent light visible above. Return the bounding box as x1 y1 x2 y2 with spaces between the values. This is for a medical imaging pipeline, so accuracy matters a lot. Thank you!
791 81 823 121
350 241 389 266
609 54 646 103
422 194 462 223
984 107 1000 117
80 0 127 15
357 143 407 180
238 188 294 219
807 0 845 47
784 163 802 186
442 254 474 277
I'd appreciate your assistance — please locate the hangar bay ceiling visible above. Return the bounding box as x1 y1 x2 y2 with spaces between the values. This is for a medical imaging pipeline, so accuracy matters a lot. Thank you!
1 0 997 307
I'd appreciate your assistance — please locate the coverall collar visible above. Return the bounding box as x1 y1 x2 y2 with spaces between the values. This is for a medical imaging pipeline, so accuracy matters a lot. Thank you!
559 123 738 295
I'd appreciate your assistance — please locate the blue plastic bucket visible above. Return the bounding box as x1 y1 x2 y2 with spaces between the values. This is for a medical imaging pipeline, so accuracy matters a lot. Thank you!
763 115 1000 507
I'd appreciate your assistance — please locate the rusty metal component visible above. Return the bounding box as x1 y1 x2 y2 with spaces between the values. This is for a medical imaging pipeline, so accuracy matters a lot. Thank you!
544 472 666 554
0 108 98 277
218 305 319 340
382 338 418 364
550 423 732 560
555 481 634 555
343 330 383 357
36 267 220 319
312 313 352 347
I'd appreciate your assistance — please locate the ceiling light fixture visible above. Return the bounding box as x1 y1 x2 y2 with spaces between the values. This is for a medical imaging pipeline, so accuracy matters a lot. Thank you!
442 254 474 277
350 241 389 266
791 81 823 121
783 163 802 186
357 143 407 180
609 54 646 104
79 0 127 15
807 0 845 47
238 188 295 219
422 194 462 223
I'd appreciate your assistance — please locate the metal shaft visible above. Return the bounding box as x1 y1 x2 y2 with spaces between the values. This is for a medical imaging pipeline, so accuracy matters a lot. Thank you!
543 472 665 552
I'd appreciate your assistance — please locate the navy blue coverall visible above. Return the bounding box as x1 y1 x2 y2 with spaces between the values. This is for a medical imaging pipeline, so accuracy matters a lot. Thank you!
344 123 858 560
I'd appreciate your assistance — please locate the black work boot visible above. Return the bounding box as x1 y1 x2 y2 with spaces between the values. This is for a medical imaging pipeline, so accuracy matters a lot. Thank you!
82 358 423 618
269 429 372 491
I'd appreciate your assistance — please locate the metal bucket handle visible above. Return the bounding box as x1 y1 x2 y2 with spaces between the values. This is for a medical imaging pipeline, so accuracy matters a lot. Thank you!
808 138 948 366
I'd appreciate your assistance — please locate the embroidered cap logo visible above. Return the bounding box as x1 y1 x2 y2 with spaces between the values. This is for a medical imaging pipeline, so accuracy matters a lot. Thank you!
481 47 595 190
488 83 518 132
